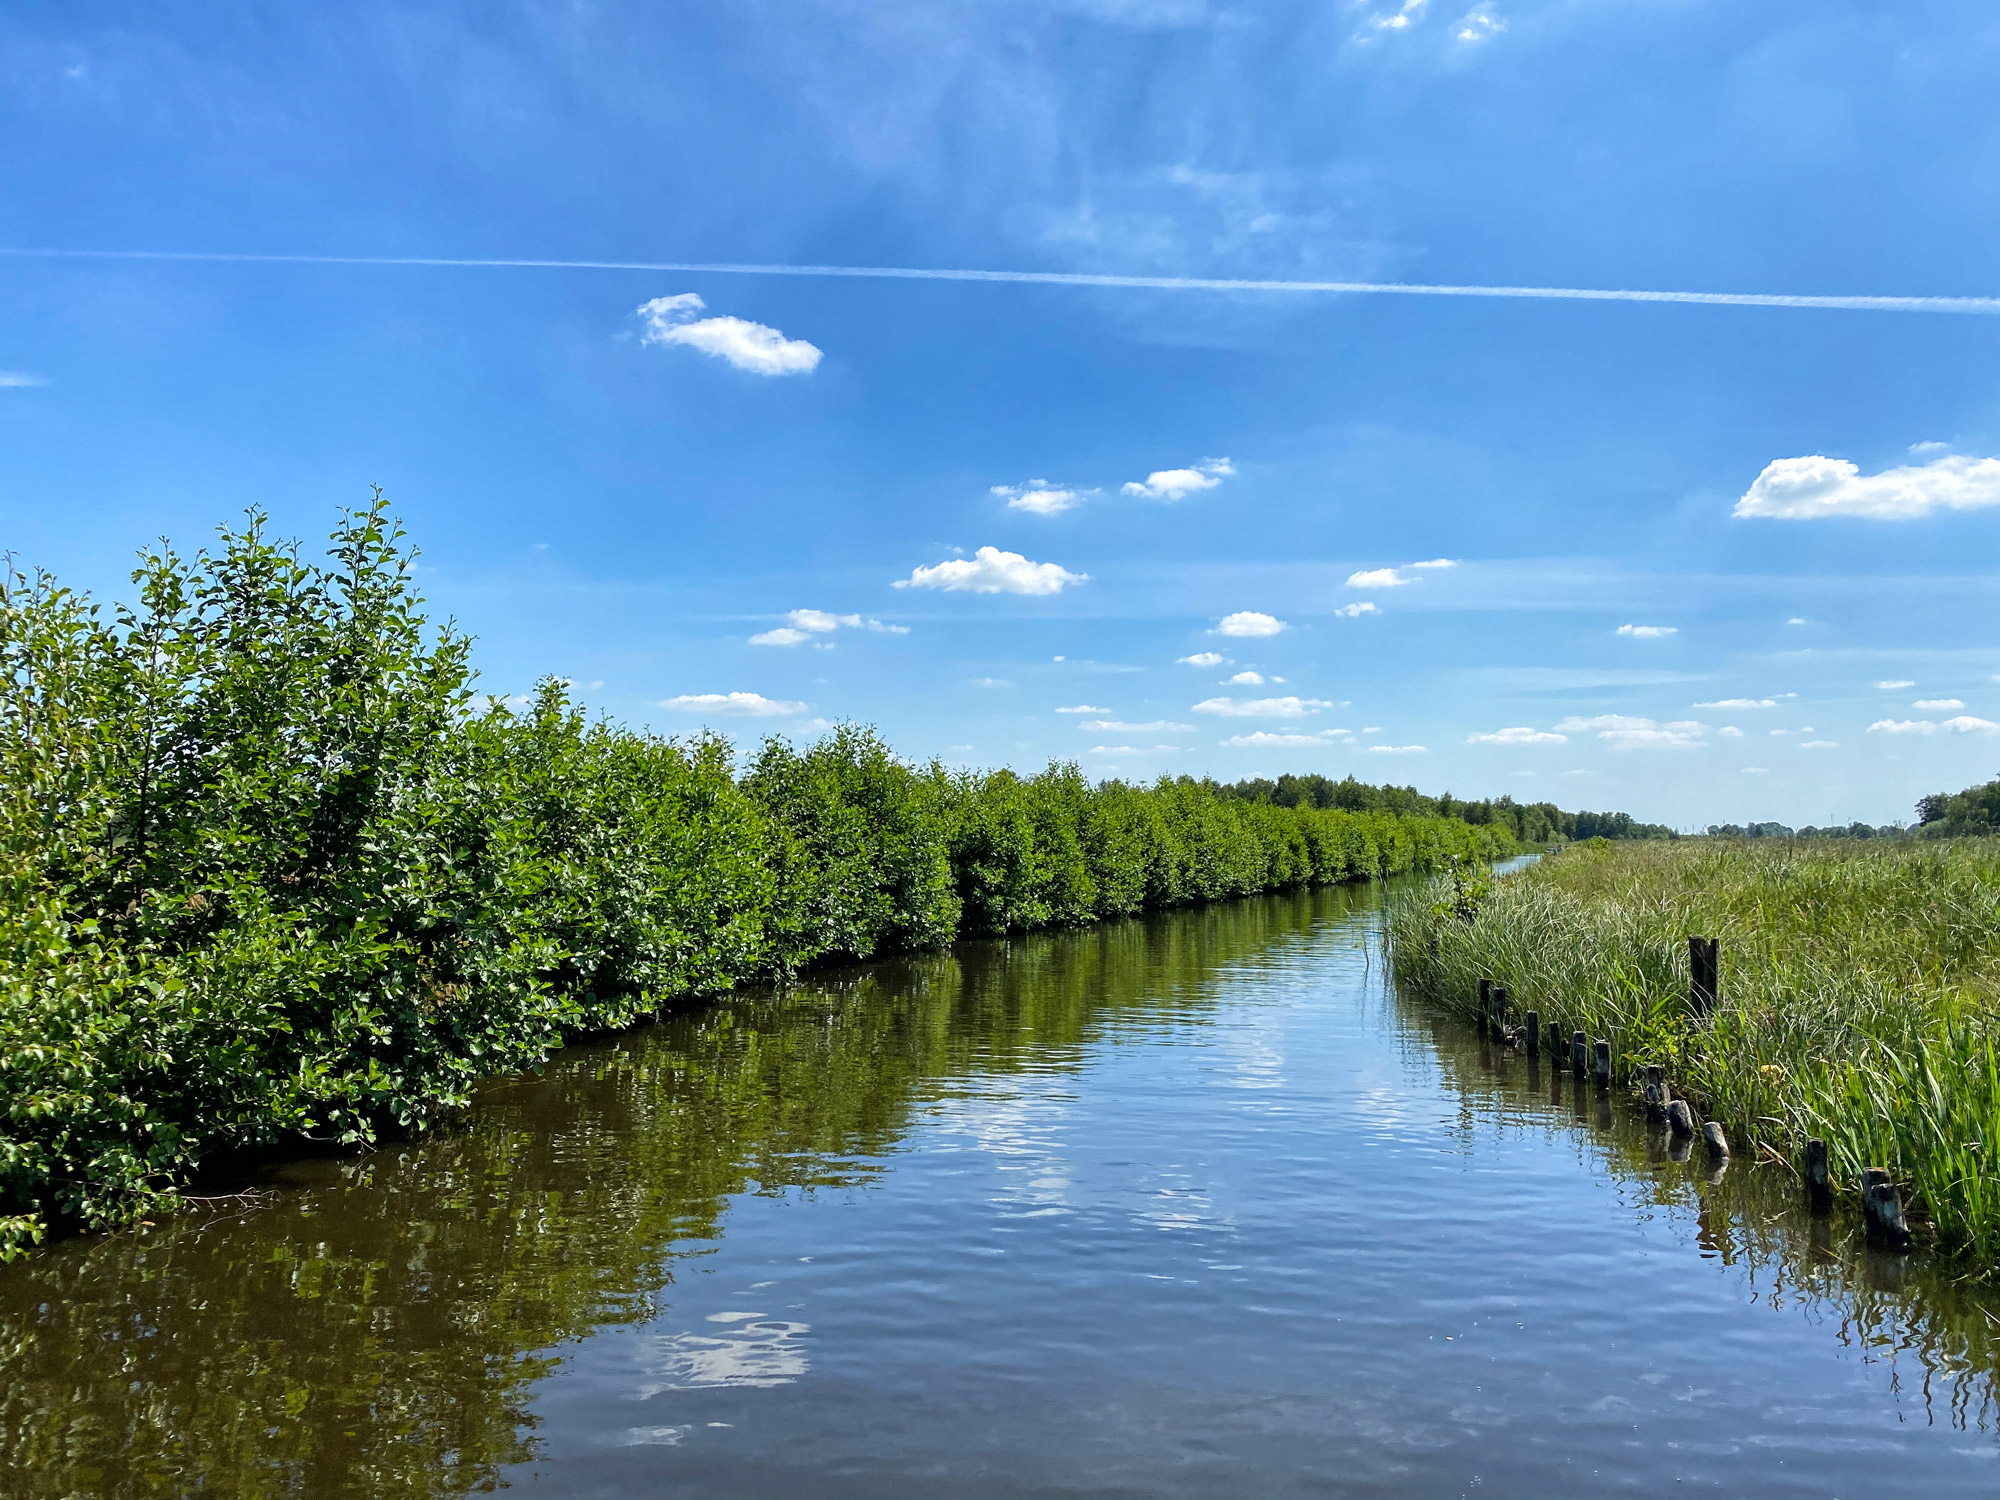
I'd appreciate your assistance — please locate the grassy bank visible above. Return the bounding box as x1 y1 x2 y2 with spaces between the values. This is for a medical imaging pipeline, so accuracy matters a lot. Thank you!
0 502 1517 1257
1389 838 2000 1266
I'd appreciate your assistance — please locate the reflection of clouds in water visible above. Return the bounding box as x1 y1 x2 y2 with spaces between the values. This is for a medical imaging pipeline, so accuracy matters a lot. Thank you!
1133 1176 1220 1235
638 1314 811 1393
623 1425 690 1445
931 1083 1077 1219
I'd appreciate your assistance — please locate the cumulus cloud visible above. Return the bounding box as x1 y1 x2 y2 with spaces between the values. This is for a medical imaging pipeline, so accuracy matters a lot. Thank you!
1454 5 1504 40
1877 680 1917 690
1215 611 1285 637
637 294 821 376
1869 716 2000 736
1555 714 1708 750
1468 727 1567 746
0 371 48 388
993 480 1091 515
1695 698 1777 709
1368 744 1427 754
1121 458 1232 502
1193 696 1334 718
1085 719 1194 732
751 608 907 646
1734 453 2000 521
1913 698 1964 710
661 691 806 717
1227 670 1265 685
1718 726 1744 739
1055 704 1111 714
1346 567 1414 589
1178 652 1229 667
1372 0 1426 28
1221 730 1349 748
1617 624 1678 638
895 547 1087 594
1334 602 1378 618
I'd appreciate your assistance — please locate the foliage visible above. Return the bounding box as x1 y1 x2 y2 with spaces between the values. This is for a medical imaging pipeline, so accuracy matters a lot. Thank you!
1389 837 2000 1267
0 504 1529 1257
1919 772 2000 838
1217 773 1677 843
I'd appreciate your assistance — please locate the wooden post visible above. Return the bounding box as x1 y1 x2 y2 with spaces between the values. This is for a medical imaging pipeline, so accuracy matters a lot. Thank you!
1591 1039 1611 1088
1524 1010 1540 1056
1493 984 1511 1042
1643 1064 1669 1123
1478 977 1492 1038
1702 1121 1730 1159
1666 1099 1695 1139
1569 1030 1587 1078
1861 1168 1911 1250
1547 1020 1564 1058
1689 936 1718 1017
1803 1137 1832 1215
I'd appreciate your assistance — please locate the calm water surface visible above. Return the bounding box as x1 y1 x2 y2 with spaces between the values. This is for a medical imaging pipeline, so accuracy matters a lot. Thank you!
4 879 1999 1497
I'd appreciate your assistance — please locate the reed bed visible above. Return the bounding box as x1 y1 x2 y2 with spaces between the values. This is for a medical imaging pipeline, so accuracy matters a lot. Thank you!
1389 838 2000 1267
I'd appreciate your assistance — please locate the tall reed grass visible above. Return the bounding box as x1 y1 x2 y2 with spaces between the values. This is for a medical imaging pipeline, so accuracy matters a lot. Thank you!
1389 839 2000 1266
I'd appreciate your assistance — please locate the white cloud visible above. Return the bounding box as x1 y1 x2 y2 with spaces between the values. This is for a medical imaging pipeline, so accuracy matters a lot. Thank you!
1409 558 1458 571
1346 567 1414 589
993 480 1091 516
1467 727 1566 746
1055 704 1111 714
1368 744 1427 754
1088 744 1182 755
1800 740 1840 750
1361 727 1381 735
1121 458 1232 502
1718 726 1744 738
1087 719 1194 732
969 677 1013 689
752 608 907 646
1221 729 1349 748
1333 602 1378 618
1178 652 1229 668
662 691 806 717
1215 611 1286 637
1870 716 2000 736
0 371 48 388
1454 5 1504 41
1734 453 2000 521
1913 698 1964 710
1786 617 1809 626
1876 680 1916 690
1617 624 1678 638
637 294 821 376
1695 698 1777 709
1910 440 1951 455
1227 670 1265 685
895 546 1087 595
1373 0 1426 29
1192 696 1334 718
1555 714 1708 750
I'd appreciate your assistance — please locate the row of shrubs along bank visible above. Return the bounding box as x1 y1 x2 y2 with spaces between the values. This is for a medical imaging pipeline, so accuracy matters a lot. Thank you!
0 501 1515 1256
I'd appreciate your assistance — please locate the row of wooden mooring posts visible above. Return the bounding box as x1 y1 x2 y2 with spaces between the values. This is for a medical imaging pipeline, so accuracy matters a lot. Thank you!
1475 944 1913 1251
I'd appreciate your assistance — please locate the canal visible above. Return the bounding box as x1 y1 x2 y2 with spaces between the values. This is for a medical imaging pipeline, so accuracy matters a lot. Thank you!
2 878 1995 1496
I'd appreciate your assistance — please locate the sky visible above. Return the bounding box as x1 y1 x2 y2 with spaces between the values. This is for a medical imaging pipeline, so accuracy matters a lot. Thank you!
2 0 1997 830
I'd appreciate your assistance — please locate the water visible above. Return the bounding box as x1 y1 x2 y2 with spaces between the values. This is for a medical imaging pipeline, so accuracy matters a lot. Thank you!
3 881 1997 1498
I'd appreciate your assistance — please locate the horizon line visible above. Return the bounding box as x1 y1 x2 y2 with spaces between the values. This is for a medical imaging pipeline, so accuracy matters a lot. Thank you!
3 246 1997 315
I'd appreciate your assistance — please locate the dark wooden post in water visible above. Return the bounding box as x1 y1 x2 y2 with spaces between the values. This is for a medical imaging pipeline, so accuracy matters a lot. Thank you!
1861 1168 1911 1249
1492 985 1511 1042
1643 1064 1670 1123
1569 1031 1587 1078
1548 1020 1564 1058
1591 1040 1611 1089
1803 1138 1832 1215
1689 936 1719 1017
1478 978 1492 1038
1702 1121 1730 1159
1523 1010 1540 1056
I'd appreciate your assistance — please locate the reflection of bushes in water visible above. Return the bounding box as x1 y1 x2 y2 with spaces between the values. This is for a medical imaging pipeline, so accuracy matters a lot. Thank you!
0 503 1509 1255
0 887 1354 1499
1404 993 2000 1432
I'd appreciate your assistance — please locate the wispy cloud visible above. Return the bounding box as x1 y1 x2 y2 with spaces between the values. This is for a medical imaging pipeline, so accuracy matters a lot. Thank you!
1468 726 1567 745
1121 458 1232 501
895 546 1087 594
1876 679 1917 689
1454 5 1504 41
661 691 807 716
993 480 1091 515
1221 729 1348 748
1055 703 1111 714
1371 0 1426 30
1368 744 1427 754
1088 744 1182 755
1084 719 1194 732
1409 558 1458 571
1735 453 2000 520
1695 697 1776 709
1800 740 1840 750
0 371 47 388
1333 602 1378 618
1913 698 1964 710
637 294 821 375
1178 652 1229 667
1346 567 1414 589
750 608 908 646
1193 695 1334 718
1617 624 1678 638
1215 611 1285 637
1556 713 1708 749
1869 716 2000 736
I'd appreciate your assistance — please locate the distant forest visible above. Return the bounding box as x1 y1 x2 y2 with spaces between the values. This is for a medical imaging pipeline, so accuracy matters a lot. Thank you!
1703 769 2000 841
1215 774 1676 844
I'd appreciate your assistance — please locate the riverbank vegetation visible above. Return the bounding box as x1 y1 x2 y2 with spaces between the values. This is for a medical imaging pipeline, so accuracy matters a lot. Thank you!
0 502 1540 1257
1390 837 2000 1266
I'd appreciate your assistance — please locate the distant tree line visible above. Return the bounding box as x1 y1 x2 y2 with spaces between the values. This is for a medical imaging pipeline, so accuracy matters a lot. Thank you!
1916 772 2000 837
1704 821 1905 840
1217 773 1677 844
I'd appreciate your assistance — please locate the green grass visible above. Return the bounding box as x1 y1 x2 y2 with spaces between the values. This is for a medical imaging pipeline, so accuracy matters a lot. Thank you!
1389 838 2000 1268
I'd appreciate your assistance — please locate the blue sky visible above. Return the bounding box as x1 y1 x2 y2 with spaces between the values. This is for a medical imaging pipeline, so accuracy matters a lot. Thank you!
3 0 1997 829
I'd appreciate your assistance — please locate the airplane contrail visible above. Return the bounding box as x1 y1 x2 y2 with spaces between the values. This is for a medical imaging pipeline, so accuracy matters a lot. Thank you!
3 246 1997 314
